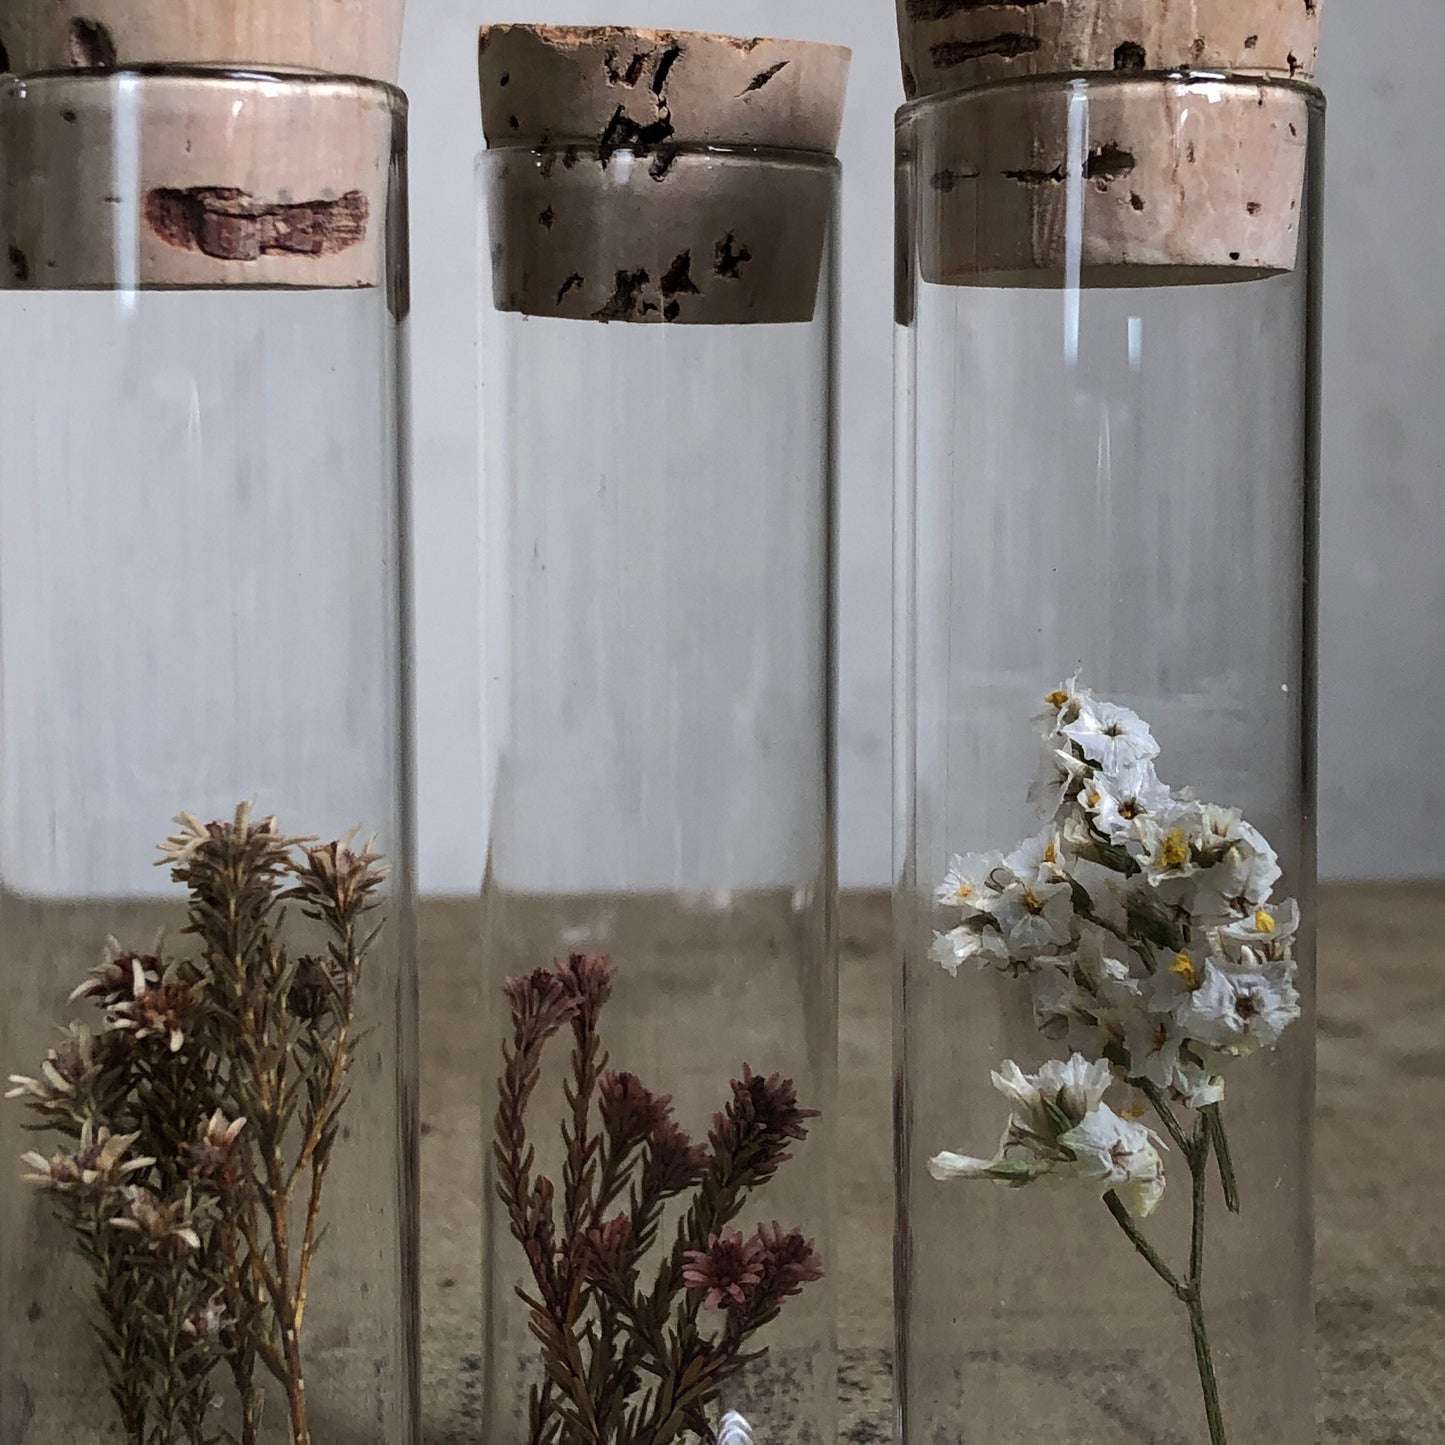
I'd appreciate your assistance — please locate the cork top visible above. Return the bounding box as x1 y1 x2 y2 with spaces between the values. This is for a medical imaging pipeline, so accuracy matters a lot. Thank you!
0 0 406 85
897 0 1322 103
478 24 851 156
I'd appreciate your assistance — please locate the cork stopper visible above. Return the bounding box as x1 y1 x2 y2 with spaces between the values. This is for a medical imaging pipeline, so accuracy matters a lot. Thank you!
0 71 404 292
0 0 406 84
897 0 1321 103
897 0 1322 286
478 24 851 325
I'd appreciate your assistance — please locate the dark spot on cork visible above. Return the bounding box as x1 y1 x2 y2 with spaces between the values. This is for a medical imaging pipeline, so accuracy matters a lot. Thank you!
598 105 675 164
499 71 510 86
714 233 752 280
1289 123 1298 137
906 0 1046 15
648 147 679 181
901 61 917 97
539 205 555 229
25 1300 41 1323
592 267 650 321
740 60 790 95
663 299 681 321
1247 201 1262 215
1003 143 1134 188
1287 52 1301 75
1230 251 1241 261
931 34 1041 67
508 114 519 130
1085 143 1136 183
1191 36 1206 62
556 273 584 304
67 18 118 69
563 146 581 169
538 150 556 179
1305 0 1316 14
1187 142 1197 164
1244 34 1259 49
603 48 650 87
651 43 682 96
929 166 979 192
0 35 10 73
62 108 78 123
1131 192 1146 211
730 37 764 54
1113 42 1147 71
7 244 28 282
145 187 369 262
660 250 700 298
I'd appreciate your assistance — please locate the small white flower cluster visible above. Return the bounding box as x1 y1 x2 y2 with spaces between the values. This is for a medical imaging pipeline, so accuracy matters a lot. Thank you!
928 679 1302 1217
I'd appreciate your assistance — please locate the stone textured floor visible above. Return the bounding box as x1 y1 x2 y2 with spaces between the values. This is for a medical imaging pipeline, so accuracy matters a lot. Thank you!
418 886 1445 1443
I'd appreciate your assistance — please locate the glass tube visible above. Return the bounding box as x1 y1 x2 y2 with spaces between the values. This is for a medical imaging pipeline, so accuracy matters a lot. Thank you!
894 75 1322 1445
0 69 416 1445
478 141 839 1445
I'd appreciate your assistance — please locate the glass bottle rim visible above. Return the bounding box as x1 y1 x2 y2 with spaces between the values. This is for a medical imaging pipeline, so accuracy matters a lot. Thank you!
1 63 406 113
478 138 840 173
896 68 1325 130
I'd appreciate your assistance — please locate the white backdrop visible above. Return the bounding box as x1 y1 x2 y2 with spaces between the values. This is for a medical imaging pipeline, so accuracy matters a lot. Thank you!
402 0 1445 891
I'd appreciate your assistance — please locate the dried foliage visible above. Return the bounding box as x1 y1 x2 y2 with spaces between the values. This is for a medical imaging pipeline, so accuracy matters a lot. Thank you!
496 954 824 1445
6 804 387 1445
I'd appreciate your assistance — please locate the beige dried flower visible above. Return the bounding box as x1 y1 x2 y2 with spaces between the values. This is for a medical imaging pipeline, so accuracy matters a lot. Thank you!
21 1122 153 1195
110 1185 203 1253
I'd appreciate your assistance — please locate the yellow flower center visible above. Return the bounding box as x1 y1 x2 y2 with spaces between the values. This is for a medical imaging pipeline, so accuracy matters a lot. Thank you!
1046 690 1070 709
1254 909 1276 935
1043 840 1057 864
1160 828 1189 871
954 882 974 902
1171 951 1201 989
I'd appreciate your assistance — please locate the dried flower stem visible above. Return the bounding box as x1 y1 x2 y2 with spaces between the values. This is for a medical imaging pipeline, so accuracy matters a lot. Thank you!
7 806 386 1445
496 956 823 1445
1104 1106 1230 1445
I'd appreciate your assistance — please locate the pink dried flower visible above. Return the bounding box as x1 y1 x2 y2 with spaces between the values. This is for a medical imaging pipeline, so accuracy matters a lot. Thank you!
559 953 615 1017
754 1221 825 1298
644 1118 709 1198
503 968 579 1049
106 958 195 1053
584 1213 634 1281
599 1071 672 1150
732 1067 819 1144
682 1228 766 1312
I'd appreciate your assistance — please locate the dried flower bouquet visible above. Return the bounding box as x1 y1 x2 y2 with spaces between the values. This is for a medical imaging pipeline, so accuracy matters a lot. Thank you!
6 804 387 1445
928 680 1303 1445
497 953 824 1445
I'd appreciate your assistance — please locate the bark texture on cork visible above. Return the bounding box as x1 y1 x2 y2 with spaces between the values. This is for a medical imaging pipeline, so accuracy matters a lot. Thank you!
897 0 1323 285
909 78 1312 288
0 74 402 291
897 0 1321 101
0 0 405 83
478 24 850 325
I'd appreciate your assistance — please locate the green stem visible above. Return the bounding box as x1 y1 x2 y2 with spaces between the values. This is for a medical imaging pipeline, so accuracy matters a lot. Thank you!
1103 1117 1230 1445
1203 1105 1241 1214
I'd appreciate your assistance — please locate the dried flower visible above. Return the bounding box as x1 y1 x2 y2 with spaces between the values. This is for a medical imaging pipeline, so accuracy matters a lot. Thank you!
599 1070 672 1151
111 1185 203 1253
931 681 1303 1445
643 1118 709 1199
20 1122 153 1196
106 957 195 1053
495 953 823 1445
10 806 388 1445
180 1110 247 1187
503 967 579 1049
683 1228 766 1312
753 1222 825 1299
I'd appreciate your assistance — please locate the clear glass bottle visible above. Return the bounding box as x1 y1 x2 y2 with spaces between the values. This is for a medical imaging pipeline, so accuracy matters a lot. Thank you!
0 68 416 1445
894 74 1322 1445
476 24 847 1445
